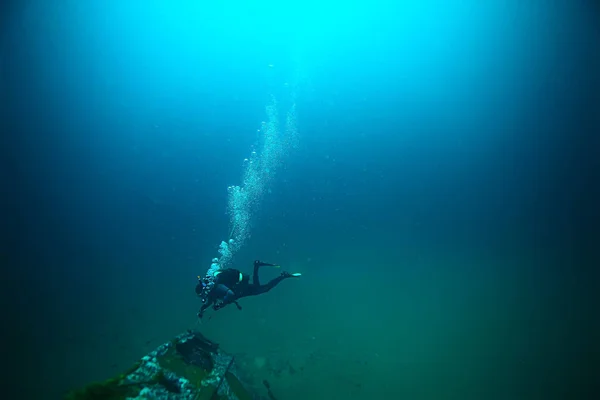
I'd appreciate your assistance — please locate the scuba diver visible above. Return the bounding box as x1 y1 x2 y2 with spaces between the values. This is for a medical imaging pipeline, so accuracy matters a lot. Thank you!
196 260 301 319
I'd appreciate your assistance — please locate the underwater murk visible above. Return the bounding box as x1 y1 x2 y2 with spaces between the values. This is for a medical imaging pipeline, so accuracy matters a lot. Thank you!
3 0 597 399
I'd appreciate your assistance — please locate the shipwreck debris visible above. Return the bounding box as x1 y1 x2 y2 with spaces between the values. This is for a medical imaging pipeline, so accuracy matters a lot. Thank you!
66 330 256 400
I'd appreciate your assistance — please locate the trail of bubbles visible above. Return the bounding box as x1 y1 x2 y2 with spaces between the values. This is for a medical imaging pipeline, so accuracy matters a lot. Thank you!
204 97 298 281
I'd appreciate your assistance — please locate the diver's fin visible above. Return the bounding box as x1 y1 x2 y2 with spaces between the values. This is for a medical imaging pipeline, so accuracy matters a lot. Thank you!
255 260 280 268
281 271 302 278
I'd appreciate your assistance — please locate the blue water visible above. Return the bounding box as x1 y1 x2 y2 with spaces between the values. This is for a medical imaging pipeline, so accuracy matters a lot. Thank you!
3 0 598 399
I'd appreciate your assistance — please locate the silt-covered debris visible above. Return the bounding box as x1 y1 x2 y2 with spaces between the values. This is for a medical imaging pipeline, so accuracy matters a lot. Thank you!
66 330 256 400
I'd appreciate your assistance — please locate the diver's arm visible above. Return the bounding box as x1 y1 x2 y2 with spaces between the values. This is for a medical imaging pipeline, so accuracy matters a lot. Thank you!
198 300 212 319
213 299 242 311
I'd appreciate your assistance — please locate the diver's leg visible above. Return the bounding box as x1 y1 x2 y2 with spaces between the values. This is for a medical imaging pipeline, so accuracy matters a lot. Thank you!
258 275 287 294
253 260 262 286
247 272 300 296
252 260 280 286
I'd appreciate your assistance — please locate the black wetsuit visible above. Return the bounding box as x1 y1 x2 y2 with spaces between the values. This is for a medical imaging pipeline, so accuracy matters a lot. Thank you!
196 260 290 317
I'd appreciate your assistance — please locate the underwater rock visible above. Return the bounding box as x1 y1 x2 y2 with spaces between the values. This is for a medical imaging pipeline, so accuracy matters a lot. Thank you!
65 330 256 400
